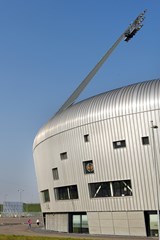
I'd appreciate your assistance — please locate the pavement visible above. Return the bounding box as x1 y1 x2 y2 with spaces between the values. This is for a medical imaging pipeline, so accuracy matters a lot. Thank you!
0 217 158 240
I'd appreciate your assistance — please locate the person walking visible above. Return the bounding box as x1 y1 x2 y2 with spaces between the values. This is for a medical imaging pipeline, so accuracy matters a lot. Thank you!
28 219 32 228
36 218 40 226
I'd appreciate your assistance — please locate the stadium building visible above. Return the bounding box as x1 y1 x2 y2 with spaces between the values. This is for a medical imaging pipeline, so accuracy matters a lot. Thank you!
33 10 160 237
33 79 160 237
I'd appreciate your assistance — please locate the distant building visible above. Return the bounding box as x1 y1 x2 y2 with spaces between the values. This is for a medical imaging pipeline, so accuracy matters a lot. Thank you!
33 79 160 237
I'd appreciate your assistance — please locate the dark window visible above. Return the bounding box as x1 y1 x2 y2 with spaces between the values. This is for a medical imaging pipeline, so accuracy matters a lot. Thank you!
113 140 126 149
54 185 78 200
60 152 68 160
84 134 89 142
89 182 111 198
69 185 79 199
142 136 149 145
89 180 132 198
55 186 68 200
52 168 59 180
112 180 132 196
41 189 50 202
83 160 94 174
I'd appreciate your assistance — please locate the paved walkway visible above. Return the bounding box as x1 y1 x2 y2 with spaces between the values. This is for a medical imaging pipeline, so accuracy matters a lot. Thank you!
0 217 158 240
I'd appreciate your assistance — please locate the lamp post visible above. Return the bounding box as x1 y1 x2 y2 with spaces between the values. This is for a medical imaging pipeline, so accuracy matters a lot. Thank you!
18 189 24 203
56 10 147 115
151 121 160 238
18 189 24 219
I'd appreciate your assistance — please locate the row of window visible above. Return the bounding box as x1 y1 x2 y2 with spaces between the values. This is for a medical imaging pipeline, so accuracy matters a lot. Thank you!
83 134 149 145
41 179 132 202
52 136 150 184
59 136 150 161
113 136 149 148
52 160 94 181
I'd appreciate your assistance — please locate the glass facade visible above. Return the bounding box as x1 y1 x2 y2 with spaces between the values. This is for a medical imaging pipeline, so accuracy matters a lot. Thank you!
145 211 159 237
69 213 89 233
149 214 158 236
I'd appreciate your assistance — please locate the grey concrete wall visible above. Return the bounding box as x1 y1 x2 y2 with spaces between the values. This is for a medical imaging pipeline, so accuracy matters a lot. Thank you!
46 213 68 232
87 211 146 236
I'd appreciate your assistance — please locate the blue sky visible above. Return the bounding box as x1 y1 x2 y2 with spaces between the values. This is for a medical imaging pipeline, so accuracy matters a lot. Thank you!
0 0 159 203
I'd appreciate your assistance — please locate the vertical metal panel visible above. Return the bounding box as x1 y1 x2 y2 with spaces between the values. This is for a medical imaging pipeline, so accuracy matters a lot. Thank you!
33 79 160 214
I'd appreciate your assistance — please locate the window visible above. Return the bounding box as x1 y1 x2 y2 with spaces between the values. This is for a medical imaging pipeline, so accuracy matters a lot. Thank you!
60 152 68 160
54 185 79 200
52 168 59 180
55 186 68 200
144 211 159 237
69 213 89 233
41 189 50 202
89 182 111 198
89 180 132 198
112 180 132 196
113 140 126 149
84 134 89 142
142 136 149 145
83 160 94 174
69 185 79 199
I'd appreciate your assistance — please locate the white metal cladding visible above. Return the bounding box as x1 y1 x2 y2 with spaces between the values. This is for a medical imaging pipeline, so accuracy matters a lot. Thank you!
33 79 160 149
33 78 160 213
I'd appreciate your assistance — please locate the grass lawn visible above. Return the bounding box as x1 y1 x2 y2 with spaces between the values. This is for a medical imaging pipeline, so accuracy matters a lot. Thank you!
0 236 79 240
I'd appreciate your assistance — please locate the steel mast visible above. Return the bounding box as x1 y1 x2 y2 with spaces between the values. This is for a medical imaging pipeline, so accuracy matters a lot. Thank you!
56 10 146 115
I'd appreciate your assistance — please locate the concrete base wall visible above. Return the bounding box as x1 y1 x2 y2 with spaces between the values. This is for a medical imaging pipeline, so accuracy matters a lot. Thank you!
46 213 68 232
87 211 146 236
45 211 146 237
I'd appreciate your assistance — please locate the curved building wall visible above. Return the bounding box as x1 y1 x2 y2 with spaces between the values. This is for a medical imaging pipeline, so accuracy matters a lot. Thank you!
33 79 160 236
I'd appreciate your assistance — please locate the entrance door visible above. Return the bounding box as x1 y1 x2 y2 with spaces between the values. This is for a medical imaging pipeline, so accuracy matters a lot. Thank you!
69 213 89 233
145 211 159 237
149 214 158 237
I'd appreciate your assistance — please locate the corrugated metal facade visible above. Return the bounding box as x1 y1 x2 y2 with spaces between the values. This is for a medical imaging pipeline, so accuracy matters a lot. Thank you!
33 79 160 236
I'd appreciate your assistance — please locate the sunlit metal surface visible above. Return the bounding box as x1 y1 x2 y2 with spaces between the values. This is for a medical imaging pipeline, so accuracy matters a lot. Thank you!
34 79 160 149
33 79 160 236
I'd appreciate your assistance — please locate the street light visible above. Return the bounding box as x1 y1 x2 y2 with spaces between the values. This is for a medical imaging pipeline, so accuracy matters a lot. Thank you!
151 121 160 239
124 9 147 42
56 9 147 115
18 189 24 203
18 189 24 219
